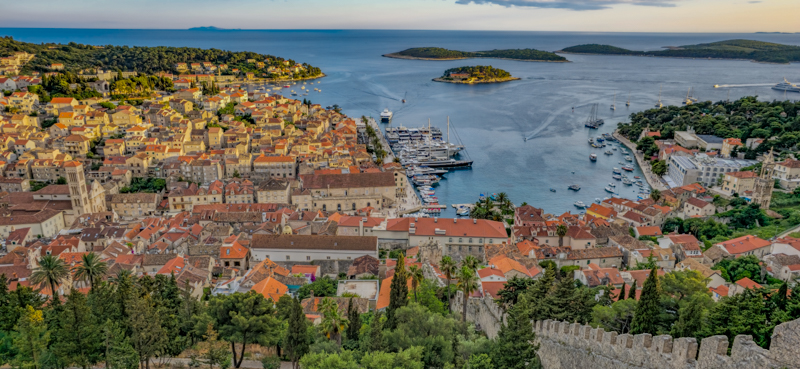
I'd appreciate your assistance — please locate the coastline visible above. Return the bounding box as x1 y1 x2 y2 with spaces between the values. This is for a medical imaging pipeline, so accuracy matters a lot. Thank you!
555 51 792 65
432 77 520 84
612 131 669 192
382 53 570 63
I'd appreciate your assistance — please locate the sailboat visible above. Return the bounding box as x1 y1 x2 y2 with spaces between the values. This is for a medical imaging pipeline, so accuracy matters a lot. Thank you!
626 91 631 107
655 85 663 108
584 104 604 129
610 93 617 111
683 87 698 105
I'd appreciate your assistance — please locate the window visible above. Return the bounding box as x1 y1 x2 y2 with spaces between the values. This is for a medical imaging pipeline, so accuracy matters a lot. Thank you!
327 256 331 260
459 238 463 243
234 261 240 267
286 255 290 260
307 256 311 261
347 257 351 260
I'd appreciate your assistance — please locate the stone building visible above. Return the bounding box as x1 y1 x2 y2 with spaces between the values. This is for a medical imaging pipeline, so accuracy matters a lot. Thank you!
293 172 398 213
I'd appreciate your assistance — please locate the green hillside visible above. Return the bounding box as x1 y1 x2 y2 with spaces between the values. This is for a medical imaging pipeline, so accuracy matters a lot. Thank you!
561 39 800 63
387 47 567 62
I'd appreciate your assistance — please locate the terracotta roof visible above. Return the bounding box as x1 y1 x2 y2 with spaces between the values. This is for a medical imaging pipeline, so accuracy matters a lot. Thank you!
481 281 507 299
686 197 712 209
251 234 377 251
587 203 615 218
716 235 770 255
386 217 507 239
735 277 761 290
251 277 288 302
291 265 320 275
220 243 249 259
636 226 662 237
300 172 395 189
477 267 505 279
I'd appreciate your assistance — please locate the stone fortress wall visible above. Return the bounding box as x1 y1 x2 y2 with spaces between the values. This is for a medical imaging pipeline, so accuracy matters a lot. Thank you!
533 319 800 369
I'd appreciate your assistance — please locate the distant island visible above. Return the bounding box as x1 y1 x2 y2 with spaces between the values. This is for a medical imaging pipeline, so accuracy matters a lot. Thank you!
188 26 237 31
559 39 800 64
384 47 567 62
433 65 519 84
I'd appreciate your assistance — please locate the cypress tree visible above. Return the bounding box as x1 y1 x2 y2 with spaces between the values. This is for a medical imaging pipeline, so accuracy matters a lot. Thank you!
630 267 661 335
365 311 384 352
345 297 361 342
628 280 637 300
671 296 705 339
774 282 788 311
386 255 408 329
491 305 540 369
618 283 627 301
285 297 309 369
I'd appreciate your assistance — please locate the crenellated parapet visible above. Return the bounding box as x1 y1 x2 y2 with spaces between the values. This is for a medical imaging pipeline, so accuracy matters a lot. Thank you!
533 318 800 369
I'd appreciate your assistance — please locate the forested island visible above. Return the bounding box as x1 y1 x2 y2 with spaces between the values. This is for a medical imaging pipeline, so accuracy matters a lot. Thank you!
434 65 518 84
384 47 567 62
0 36 323 78
560 39 800 64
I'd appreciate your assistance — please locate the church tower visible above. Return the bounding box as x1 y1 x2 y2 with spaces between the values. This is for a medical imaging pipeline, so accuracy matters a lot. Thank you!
64 161 91 216
752 149 775 210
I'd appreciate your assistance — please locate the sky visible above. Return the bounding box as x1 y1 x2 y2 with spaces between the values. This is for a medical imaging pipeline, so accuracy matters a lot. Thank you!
1 0 798 33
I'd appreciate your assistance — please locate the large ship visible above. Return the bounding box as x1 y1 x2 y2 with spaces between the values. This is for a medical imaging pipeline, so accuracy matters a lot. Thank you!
380 109 393 123
772 79 800 93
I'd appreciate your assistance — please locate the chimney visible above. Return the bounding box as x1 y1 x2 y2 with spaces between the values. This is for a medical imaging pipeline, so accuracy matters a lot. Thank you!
473 219 477 224
434 217 437 223
454 218 457 223
359 218 364 236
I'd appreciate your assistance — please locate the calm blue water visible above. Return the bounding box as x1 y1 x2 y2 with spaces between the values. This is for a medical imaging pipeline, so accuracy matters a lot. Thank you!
4 29 800 216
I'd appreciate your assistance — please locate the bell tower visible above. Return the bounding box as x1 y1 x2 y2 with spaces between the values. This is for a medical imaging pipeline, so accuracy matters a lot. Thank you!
64 161 90 216
752 149 775 209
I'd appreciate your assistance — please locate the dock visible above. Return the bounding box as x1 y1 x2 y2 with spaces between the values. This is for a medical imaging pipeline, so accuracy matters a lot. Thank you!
613 131 669 192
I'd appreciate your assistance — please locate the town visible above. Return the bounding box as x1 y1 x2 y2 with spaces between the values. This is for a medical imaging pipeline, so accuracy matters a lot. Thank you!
2 40 800 369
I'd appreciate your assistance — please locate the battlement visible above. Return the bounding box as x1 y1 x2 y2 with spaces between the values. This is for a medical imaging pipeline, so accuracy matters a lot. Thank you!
533 319 800 369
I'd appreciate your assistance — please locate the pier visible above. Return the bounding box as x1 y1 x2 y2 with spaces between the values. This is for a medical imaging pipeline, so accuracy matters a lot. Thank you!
613 131 669 192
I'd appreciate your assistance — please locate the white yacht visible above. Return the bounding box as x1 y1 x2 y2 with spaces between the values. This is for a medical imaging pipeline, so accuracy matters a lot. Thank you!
773 78 800 93
380 109 393 123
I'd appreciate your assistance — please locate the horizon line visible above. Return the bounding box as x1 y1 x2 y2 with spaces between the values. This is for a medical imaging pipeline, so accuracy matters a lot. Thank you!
0 27 797 34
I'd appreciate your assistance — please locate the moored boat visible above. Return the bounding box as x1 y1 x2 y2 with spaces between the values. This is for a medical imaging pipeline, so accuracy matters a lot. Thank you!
569 184 581 191
590 154 597 161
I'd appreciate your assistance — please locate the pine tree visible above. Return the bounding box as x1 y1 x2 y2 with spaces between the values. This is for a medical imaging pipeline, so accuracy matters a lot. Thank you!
628 280 637 300
386 255 409 329
630 267 661 335
12 306 50 369
491 305 540 369
104 320 138 369
774 282 788 311
285 297 309 369
345 297 361 343
366 311 384 353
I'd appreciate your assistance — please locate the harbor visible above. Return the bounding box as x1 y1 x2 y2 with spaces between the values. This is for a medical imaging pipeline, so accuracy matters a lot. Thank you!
377 111 474 217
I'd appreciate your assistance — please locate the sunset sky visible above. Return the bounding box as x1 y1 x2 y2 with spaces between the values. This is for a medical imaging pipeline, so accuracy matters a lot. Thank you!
1 0 798 33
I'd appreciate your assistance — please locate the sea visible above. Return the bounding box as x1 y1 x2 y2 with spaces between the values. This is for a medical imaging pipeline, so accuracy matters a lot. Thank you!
3 29 799 216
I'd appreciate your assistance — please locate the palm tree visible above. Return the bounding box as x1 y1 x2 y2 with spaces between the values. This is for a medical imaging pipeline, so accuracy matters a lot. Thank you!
556 224 568 247
456 266 479 322
440 256 457 309
319 298 348 346
408 265 424 303
650 189 662 203
496 192 508 206
30 254 69 302
73 252 108 292
461 255 479 271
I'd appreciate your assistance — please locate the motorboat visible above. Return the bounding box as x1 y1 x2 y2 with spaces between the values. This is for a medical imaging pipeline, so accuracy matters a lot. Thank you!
612 174 622 180
623 178 634 185
569 184 581 191
612 168 621 174
574 201 586 208
625 156 633 162
549 188 556 192
608 182 616 187
595 198 602 204
604 150 613 155
605 187 615 193
634 176 641 179
590 154 597 161
622 165 634 171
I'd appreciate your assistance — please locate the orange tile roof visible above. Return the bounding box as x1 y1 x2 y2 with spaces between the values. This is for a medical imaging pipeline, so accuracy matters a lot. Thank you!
636 226 662 237
220 243 249 259
735 277 761 290
251 277 288 302
717 235 770 255
291 265 320 275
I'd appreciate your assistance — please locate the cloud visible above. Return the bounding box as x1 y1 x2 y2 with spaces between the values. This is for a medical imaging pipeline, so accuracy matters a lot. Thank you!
748 1 761 3
455 0 681 11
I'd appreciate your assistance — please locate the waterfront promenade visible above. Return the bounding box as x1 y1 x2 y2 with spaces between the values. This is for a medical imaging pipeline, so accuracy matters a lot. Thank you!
613 131 669 192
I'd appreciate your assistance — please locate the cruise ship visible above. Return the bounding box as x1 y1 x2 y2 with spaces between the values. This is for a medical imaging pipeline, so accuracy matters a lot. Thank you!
772 79 800 93
380 109 393 123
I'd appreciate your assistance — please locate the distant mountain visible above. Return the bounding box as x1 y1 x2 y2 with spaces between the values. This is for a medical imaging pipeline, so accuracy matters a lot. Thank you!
189 26 237 31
